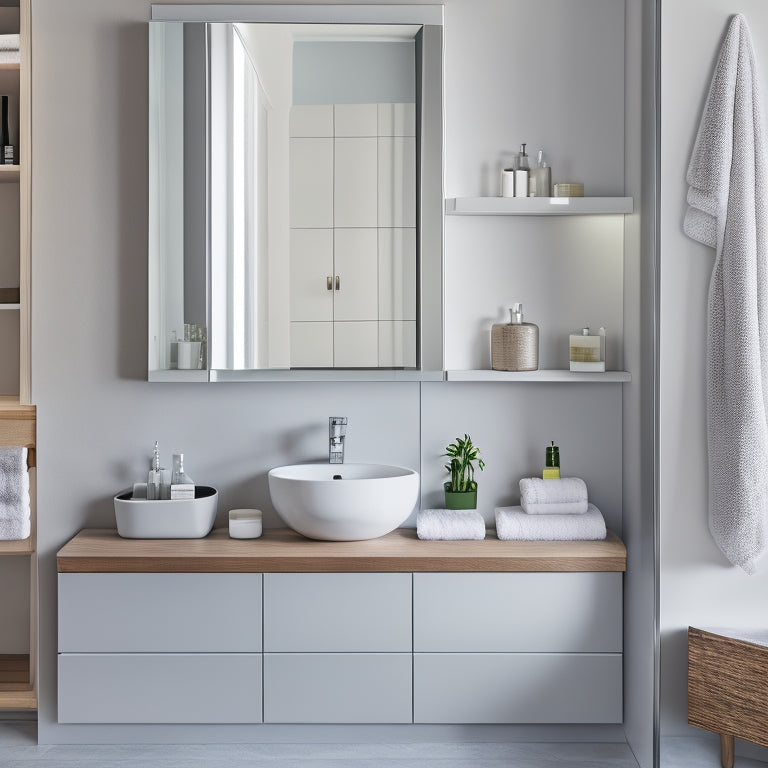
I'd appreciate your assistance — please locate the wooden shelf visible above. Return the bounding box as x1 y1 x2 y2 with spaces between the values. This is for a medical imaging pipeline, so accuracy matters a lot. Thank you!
0 165 19 183
445 369 631 383
57 527 627 574
445 196 634 216
0 538 32 555
0 62 20 72
0 655 36 710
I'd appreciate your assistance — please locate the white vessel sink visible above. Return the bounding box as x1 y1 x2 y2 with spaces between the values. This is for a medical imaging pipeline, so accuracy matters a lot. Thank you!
114 486 218 539
268 463 419 541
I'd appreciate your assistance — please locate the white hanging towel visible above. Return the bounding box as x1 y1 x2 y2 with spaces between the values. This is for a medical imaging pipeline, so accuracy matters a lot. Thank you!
684 14 768 573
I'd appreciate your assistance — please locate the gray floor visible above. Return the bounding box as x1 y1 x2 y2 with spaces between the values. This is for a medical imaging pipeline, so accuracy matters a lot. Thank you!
0 721 643 767
661 736 768 768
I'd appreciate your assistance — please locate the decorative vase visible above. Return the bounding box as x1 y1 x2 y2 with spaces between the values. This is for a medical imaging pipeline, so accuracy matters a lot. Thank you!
444 482 478 510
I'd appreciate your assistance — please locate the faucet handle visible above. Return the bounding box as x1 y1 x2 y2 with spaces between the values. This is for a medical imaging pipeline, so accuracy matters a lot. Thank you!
329 416 348 437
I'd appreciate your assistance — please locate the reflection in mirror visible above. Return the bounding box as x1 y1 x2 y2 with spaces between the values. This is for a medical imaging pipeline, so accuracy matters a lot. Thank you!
149 11 443 380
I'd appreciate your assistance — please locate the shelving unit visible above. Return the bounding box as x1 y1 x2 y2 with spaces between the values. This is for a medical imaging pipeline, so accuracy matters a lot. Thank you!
445 196 633 216
445 370 631 383
0 0 36 712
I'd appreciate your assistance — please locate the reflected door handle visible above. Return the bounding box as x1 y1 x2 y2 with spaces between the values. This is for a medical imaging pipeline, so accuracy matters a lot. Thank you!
327 276 333 291
335 275 340 291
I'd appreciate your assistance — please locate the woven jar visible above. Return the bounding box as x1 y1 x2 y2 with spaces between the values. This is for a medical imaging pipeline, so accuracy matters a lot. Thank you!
491 304 539 372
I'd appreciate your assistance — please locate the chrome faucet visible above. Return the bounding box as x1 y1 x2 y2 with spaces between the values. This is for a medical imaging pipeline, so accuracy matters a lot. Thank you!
329 417 348 464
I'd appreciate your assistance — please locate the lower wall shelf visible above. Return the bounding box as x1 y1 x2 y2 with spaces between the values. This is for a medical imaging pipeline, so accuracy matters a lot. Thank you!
0 655 36 710
445 369 631 383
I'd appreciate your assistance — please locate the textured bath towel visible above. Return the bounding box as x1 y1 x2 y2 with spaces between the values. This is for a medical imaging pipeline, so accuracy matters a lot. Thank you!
0 35 19 51
495 503 606 541
0 50 19 65
683 14 768 573
519 477 588 514
417 509 486 540
0 447 30 540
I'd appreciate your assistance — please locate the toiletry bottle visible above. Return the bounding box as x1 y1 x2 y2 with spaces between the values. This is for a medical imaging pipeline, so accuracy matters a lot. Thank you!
1 95 12 165
147 441 162 500
569 326 605 372
170 452 196 500
543 441 561 479
514 144 529 198
491 303 539 371
530 149 552 197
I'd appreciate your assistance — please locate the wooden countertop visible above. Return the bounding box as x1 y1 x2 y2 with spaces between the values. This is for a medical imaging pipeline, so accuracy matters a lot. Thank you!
57 528 626 573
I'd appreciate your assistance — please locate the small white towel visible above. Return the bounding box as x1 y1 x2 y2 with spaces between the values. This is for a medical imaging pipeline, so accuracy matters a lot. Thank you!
0 447 30 541
519 477 588 515
683 14 768 574
0 35 19 51
417 509 486 540
0 50 19 65
495 503 606 541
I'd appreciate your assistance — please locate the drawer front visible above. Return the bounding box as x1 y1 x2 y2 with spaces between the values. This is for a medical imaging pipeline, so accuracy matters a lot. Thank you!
58 573 262 653
264 653 412 723
414 653 622 724
414 572 622 653
264 573 411 652
58 653 262 723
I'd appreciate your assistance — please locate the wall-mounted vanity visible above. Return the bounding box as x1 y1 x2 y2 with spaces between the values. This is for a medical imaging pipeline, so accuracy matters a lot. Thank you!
148 4 444 382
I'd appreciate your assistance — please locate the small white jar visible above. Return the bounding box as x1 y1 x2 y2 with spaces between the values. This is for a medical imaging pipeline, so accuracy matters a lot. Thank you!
228 509 263 539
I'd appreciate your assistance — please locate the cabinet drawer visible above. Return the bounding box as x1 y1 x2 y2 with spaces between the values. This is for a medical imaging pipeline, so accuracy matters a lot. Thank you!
264 653 412 723
414 653 622 724
414 572 621 653
58 573 262 652
264 573 411 652
58 653 262 723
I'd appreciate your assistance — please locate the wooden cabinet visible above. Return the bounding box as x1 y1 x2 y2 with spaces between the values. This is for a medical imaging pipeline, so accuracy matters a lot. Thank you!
55 531 626 728
0 1 34 712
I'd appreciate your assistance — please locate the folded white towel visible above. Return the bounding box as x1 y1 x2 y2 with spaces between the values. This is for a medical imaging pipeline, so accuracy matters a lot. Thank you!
0 35 19 52
495 503 606 541
417 509 486 540
519 477 588 515
0 447 30 541
0 50 20 65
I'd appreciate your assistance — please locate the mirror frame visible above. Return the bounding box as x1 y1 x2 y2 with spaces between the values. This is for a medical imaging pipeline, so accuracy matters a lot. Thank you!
148 4 444 382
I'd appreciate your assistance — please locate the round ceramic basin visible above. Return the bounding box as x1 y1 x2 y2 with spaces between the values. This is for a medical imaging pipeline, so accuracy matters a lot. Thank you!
268 463 420 541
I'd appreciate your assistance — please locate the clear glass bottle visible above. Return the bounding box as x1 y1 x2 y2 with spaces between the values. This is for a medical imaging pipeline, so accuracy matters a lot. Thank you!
171 453 194 486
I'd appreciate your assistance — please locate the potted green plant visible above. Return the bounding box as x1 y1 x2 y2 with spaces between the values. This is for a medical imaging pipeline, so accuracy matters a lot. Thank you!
443 434 485 510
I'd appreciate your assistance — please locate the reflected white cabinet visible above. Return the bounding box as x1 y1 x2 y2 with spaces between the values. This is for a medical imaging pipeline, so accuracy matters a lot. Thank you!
289 103 416 368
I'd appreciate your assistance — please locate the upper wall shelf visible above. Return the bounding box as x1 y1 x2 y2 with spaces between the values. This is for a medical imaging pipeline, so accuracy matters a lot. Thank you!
445 197 634 216
0 165 19 183
0 62 19 72
446 370 631 383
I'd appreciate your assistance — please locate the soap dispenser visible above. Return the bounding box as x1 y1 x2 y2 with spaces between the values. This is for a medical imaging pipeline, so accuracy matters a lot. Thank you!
530 149 552 197
491 303 539 371
147 441 162 500
514 144 530 198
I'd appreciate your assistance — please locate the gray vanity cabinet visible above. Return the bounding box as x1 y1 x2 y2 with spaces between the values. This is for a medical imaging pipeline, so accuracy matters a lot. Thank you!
262 573 413 723
57 573 263 724
412 572 623 724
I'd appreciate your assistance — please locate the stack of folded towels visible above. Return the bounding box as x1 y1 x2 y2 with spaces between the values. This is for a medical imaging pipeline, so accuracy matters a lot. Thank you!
0 447 30 541
0 35 19 65
417 508 486 540
495 477 606 541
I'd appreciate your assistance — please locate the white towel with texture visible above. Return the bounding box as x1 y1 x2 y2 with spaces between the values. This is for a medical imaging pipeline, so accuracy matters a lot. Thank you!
0 35 19 51
0 447 30 541
0 50 19 64
683 14 768 574
519 477 588 515
417 509 486 540
495 503 606 541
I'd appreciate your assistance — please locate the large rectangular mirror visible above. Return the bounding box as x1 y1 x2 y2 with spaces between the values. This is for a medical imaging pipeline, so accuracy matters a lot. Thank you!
148 5 443 382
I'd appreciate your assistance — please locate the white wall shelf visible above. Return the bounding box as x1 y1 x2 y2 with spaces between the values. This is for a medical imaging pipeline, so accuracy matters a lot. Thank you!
0 304 20 310
445 370 631 383
445 197 633 216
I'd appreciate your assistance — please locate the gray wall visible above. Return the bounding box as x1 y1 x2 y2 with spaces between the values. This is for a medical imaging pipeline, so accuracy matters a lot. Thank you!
660 1 768 764
29 0 646 749
293 40 415 105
